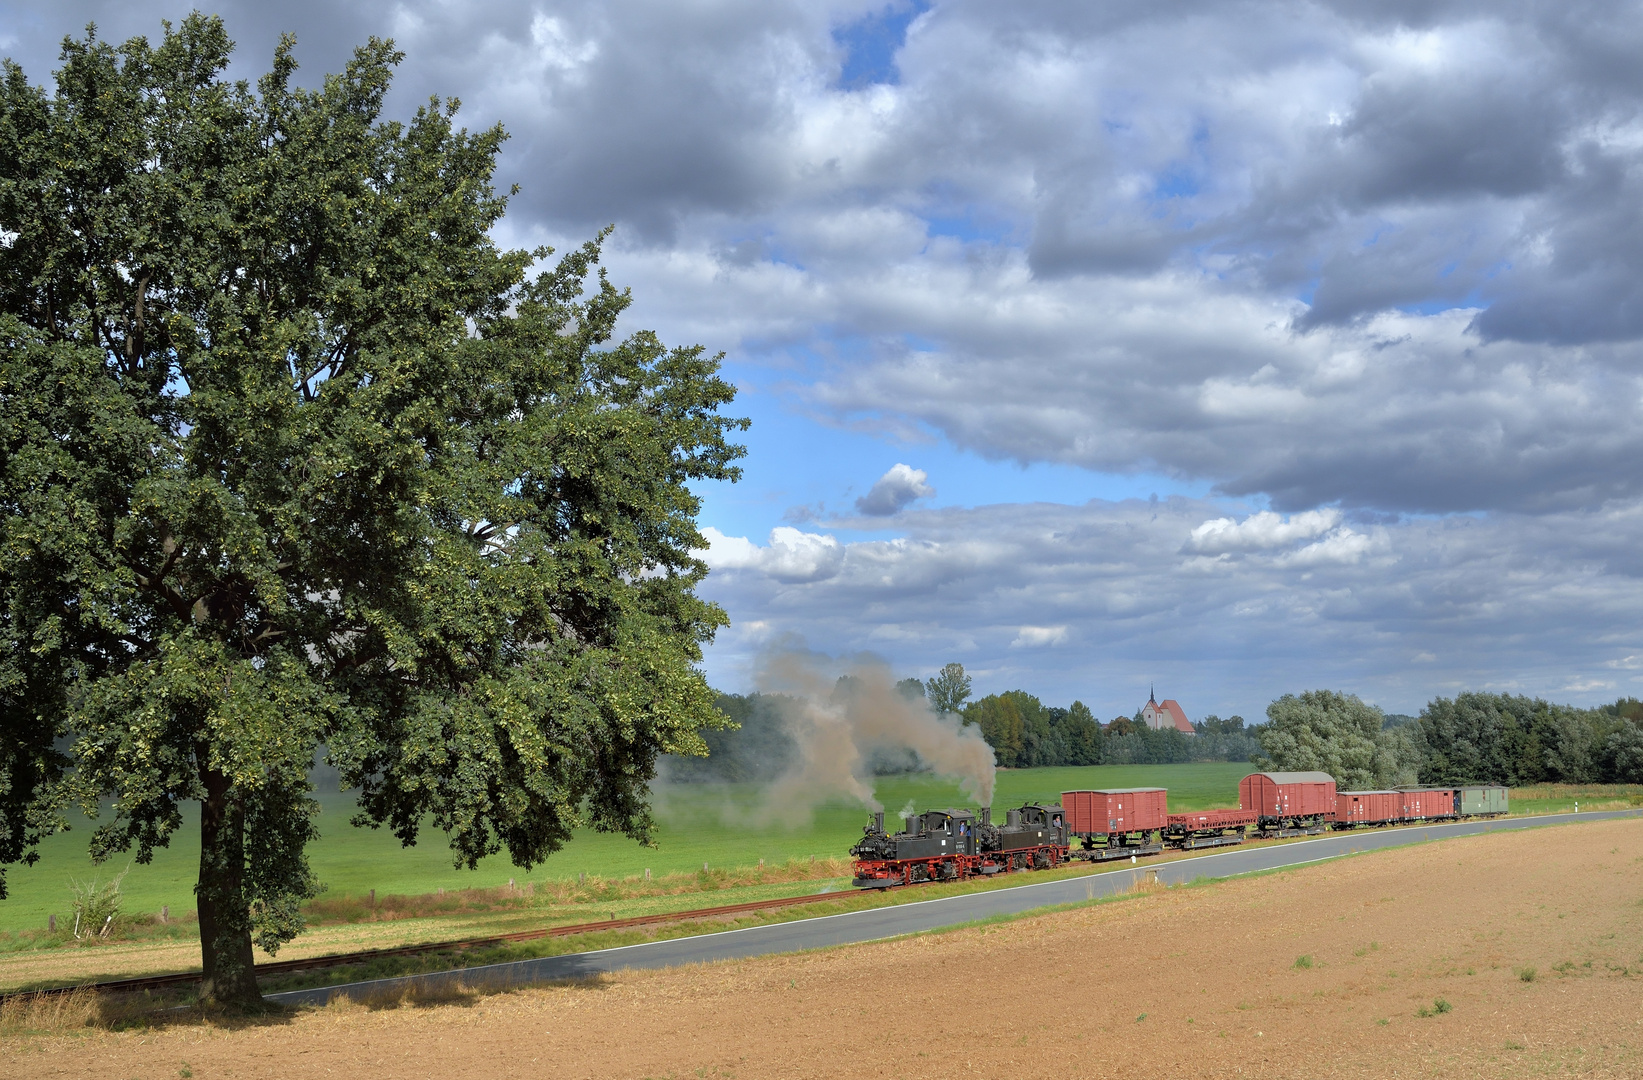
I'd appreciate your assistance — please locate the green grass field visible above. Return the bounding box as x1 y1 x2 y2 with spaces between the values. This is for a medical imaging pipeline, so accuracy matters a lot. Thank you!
0 763 1249 933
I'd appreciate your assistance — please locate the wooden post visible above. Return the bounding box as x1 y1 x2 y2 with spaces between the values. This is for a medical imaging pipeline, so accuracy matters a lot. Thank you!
702 862 709 873
579 871 585 885
161 905 169 923
48 914 55 933
644 868 650 881
369 888 375 906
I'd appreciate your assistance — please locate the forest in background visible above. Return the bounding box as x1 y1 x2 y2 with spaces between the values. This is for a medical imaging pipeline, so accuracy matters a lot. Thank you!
665 670 1643 790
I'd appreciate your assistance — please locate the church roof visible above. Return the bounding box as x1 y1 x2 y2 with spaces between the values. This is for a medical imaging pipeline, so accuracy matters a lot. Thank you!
1157 698 1193 733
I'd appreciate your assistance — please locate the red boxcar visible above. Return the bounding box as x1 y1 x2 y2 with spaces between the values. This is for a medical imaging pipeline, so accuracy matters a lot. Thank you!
1063 788 1168 835
1335 790 1400 826
1239 772 1337 823
1398 787 1454 819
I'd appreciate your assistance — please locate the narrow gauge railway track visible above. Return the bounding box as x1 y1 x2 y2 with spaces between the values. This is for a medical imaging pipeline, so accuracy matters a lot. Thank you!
0 888 864 1002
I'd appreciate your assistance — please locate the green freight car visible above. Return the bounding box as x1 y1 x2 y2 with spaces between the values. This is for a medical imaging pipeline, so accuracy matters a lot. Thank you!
1454 785 1508 817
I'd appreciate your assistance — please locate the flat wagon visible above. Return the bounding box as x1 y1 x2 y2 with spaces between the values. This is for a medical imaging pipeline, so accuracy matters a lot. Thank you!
1164 806 1257 849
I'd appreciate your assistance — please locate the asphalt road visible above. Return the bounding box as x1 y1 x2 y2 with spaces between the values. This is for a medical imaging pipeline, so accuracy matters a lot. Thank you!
269 807 1643 1006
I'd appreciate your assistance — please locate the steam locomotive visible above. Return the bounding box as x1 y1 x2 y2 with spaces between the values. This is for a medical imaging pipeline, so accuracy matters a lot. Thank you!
849 771 1509 890
848 804 1068 888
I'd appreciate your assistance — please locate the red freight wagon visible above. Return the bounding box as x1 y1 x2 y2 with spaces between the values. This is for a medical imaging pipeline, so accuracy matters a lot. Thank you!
1239 772 1337 826
1398 788 1454 819
1335 790 1399 826
1062 788 1168 836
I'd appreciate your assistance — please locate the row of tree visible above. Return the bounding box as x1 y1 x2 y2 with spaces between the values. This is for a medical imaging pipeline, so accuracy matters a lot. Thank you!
956 691 1260 766
685 672 1643 789
1254 690 1643 788
915 661 1258 767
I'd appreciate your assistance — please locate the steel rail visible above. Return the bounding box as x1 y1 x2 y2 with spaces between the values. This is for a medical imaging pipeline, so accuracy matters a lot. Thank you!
0 888 860 1002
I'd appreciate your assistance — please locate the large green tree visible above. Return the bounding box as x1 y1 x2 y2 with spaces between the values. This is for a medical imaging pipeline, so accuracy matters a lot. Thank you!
1255 690 1418 790
0 17 742 1006
925 661 971 716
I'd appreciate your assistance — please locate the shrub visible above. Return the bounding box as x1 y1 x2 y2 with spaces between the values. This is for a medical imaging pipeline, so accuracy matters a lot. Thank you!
68 865 130 940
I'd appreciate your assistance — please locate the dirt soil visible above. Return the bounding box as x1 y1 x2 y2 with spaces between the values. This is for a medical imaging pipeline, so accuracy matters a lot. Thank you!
8 816 1643 1079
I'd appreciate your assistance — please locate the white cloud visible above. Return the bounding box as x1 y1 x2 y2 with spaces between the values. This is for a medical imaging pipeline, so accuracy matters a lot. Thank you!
698 526 844 584
1186 509 1343 554
1273 526 1388 568
697 495 1643 715
1011 626 1070 648
855 463 934 517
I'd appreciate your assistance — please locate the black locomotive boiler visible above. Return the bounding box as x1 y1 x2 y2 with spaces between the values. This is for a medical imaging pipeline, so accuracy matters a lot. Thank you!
849 804 1068 889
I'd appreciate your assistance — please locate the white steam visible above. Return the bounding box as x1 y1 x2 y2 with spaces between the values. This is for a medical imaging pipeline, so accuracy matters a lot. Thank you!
753 648 997 825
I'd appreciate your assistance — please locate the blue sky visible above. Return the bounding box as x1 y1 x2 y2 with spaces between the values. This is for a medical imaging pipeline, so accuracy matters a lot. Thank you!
10 0 1643 720
695 358 1212 542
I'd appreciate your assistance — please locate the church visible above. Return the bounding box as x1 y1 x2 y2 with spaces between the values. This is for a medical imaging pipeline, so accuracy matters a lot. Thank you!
1141 687 1194 734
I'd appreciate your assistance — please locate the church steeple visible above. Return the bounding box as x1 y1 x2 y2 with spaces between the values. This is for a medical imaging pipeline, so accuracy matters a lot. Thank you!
1149 683 1156 704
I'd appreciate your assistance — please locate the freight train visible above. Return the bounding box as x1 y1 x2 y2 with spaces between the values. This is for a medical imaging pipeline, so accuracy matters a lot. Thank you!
849 771 1508 890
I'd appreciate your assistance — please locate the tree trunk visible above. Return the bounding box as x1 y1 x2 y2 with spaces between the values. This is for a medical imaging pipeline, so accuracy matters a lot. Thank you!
196 767 261 1007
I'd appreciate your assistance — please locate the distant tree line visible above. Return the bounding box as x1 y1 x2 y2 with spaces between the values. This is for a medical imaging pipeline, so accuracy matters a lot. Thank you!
673 674 1643 789
1255 690 1643 788
1416 693 1643 785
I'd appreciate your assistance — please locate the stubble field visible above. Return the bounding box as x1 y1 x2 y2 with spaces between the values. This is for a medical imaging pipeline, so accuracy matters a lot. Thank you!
6 815 1642 1079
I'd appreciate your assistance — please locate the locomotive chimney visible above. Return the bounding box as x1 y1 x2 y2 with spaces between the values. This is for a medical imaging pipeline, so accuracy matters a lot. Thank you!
903 812 919 835
1006 809 1022 828
981 807 991 826
873 810 885 834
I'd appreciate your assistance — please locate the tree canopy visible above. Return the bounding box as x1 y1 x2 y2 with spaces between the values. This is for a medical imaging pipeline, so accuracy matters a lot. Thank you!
925 662 971 716
1255 690 1419 789
0 16 742 1004
1417 693 1631 785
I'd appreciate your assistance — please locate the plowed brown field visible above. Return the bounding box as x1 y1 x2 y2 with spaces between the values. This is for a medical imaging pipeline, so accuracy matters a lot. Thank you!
7 817 1643 1079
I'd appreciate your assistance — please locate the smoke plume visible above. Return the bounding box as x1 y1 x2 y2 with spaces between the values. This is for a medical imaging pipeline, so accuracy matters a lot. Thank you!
753 648 997 824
